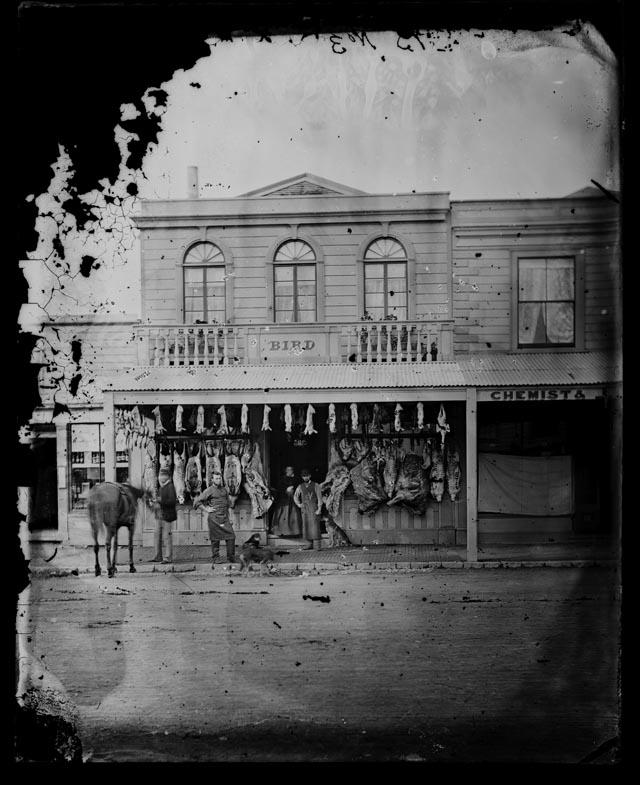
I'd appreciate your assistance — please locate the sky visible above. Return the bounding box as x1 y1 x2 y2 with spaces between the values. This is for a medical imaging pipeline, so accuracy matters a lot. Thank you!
139 27 619 202
20 25 620 334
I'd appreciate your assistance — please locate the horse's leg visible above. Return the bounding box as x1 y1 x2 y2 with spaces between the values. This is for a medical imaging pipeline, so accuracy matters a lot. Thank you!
111 528 119 576
93 534 101 577
106 529 114 578
128 526 136 573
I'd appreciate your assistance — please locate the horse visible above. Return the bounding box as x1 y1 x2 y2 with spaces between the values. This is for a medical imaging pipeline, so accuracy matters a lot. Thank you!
88 481 147 577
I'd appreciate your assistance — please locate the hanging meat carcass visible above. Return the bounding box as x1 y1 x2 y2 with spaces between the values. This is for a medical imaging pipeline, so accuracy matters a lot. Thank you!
185 442 203 499
321 442 352 519
284 404 292 433
242 443 274 519
394 403 403 432
327 403 337 434
351 438 370 466
173 443 187 504
436 404 450 445
416 402 424 431
444 440 462 501
304 404 317 435
350 403 359 431
175 405 186 433
216 405 229 435
429 440 446 502
142 446 158 502
241 404 249 434
151 405 166 435
387 452 429 515
370 403 382 433
382 441 400 498
195 406 205 434
204 441 217 487
422 440 432 471
224 440 242 507
158 444 172 473
261 404 272 431
337 437 354 464
350 453 388 514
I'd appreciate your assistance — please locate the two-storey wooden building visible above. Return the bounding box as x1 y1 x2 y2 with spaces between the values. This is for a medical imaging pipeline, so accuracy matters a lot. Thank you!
25 173 621 560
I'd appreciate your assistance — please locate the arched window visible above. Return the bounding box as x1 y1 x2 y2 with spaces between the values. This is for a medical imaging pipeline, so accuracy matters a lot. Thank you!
183 242 226 324
273 240 317 323
363 237 408 320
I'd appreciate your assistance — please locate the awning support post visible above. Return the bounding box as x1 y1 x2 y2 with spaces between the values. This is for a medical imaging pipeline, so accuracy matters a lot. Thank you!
103 391 117 482
465 387 478 562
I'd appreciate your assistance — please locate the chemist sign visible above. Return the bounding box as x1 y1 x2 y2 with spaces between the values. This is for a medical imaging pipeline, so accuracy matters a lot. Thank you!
478 387 604 402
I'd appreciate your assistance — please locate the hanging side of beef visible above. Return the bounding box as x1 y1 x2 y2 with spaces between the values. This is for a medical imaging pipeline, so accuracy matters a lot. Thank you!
321 442 352 519
444 439 462 501
224 440 242 507
387 452 429 515
382 442 399 498
429 440 446 502
242 442 273 518
349 454 387 514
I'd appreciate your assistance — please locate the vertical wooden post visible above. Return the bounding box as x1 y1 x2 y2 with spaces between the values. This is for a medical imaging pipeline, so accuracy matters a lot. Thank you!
103 391 117 482
465 387 478 562
55 423 70 541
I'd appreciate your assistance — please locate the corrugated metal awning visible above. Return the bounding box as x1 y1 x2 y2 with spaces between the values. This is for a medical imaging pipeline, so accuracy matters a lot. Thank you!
458 351 620 387
100 351 620 394
102 362 467 392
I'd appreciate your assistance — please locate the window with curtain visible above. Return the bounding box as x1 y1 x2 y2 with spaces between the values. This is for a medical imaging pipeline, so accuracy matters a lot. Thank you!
518 257 575 347
364 238 408 320
273 240 317 323
183 242 226 324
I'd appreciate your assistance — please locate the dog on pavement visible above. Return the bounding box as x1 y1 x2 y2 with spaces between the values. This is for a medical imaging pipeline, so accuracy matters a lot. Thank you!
324 517 354 548
239 534 288 576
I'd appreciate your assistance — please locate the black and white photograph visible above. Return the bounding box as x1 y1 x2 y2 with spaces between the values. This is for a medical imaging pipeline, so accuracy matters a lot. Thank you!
14 1 624 766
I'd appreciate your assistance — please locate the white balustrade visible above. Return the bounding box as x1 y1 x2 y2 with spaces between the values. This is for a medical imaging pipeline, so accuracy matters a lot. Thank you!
342 321 453 363
135 320 453 367
137 325 243 366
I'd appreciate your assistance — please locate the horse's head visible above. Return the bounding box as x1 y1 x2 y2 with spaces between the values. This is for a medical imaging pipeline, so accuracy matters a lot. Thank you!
122 483 146 502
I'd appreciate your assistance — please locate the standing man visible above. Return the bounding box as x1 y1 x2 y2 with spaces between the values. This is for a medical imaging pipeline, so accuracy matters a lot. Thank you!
150 468 176 564
194 470 236 566
294 468 323 550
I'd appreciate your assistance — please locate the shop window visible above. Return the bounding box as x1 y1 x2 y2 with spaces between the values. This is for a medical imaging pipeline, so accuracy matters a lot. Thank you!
518 257 575 347
274 240 317 323
69 424 129 510
183 241 226 324
364 238 408 321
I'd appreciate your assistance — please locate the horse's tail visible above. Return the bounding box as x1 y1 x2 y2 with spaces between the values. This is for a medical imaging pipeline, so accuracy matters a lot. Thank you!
88 488 101 544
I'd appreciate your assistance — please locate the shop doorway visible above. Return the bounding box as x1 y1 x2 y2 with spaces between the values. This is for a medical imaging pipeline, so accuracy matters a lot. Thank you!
268 405 328 484
267 404 329 519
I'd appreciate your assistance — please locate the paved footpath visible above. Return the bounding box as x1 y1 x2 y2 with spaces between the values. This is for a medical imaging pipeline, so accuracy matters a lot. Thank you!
17 562 621 763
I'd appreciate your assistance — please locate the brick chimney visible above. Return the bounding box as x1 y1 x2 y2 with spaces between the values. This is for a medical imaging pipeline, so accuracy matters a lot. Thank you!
187 166 199 199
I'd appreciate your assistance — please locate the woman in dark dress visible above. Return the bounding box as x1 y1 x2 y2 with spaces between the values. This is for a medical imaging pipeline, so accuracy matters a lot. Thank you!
270 466 302 536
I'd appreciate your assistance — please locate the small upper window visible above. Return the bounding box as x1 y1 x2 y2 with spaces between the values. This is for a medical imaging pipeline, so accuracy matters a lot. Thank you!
364 237 408 320
518 257 575 347
273 240 317 323
183 242 226 324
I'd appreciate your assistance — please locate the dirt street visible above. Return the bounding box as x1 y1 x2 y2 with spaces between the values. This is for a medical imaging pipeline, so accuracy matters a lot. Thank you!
18 565 620 763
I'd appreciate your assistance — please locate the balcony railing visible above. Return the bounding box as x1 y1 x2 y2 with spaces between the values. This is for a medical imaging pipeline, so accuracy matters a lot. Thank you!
133 320 454 366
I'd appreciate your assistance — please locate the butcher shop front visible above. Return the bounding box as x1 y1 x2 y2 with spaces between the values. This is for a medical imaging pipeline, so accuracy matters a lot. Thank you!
99 362 474 554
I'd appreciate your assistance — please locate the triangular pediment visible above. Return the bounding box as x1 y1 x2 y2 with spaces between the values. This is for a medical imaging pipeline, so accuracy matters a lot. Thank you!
239 173 367 198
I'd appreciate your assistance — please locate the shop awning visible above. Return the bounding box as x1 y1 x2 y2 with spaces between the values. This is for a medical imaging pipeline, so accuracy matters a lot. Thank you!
102 362 467 392
458 351 620 387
